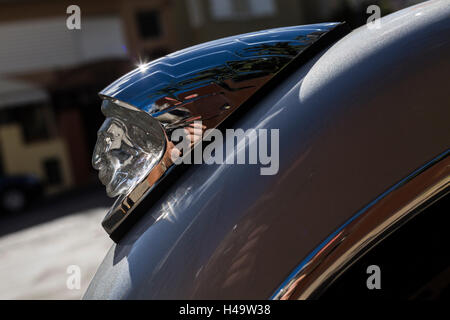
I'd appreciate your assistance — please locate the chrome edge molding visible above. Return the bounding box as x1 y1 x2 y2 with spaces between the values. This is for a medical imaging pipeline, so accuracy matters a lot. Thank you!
271 150 450 300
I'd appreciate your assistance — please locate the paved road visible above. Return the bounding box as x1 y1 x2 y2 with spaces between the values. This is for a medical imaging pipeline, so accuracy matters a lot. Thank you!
0 187 114 299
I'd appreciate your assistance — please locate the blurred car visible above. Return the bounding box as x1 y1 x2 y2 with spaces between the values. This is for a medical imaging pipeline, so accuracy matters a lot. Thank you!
85 1 449 299
0 174 42 213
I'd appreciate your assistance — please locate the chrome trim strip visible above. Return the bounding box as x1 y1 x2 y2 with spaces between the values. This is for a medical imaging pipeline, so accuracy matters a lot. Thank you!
271 149 450 300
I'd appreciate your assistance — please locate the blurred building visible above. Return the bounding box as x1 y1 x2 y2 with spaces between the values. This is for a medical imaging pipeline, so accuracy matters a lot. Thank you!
0 0 425 194
0 79 73 194
0 0 309 72
0 0 135 193
0 0 308 194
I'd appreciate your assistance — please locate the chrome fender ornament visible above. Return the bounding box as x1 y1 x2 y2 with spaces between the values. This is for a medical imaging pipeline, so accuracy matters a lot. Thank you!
93 23 344 239
92 101 166 198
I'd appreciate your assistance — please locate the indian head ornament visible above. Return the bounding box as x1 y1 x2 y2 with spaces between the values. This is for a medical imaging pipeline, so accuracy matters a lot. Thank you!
92 23 342 238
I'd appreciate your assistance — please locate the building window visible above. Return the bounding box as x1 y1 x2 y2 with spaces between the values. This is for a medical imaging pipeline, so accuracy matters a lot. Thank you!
43 158 62 185
20 105 53 143
0 104 54 143
209 0 276 20
136 10 162 39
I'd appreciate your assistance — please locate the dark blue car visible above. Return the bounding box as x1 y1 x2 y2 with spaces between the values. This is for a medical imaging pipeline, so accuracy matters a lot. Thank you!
0 175 42 212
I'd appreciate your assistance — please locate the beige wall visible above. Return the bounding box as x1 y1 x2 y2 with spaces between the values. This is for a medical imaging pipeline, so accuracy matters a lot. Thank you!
0 125 73 194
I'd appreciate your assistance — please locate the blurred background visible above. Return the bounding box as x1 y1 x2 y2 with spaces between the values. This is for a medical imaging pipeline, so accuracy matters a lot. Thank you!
0 0 425 299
